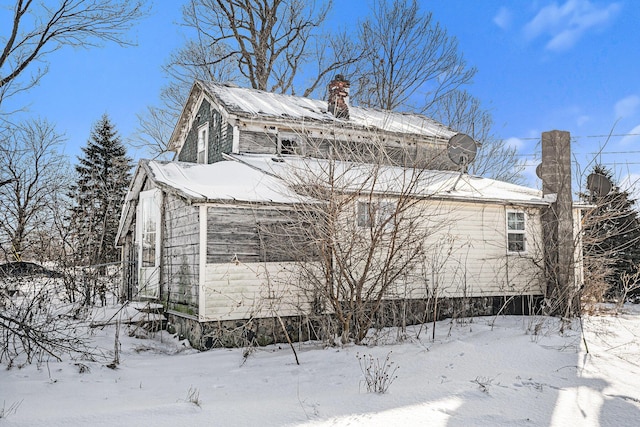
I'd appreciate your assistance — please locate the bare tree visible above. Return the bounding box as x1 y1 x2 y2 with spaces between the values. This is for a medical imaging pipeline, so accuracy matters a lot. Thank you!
353 0 476 113
135 106 177 160
135 39 240 158
0 119 70 262
430 90 526 184
180 0 336 94
0 273 96 366
262 131 452 344
617 265 640 307
0 0 147 110
354 2 527 186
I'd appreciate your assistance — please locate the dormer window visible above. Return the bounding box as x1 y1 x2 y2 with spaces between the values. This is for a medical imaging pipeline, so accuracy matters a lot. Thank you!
280 139 298 155
197 123 209 164
278 132 302 155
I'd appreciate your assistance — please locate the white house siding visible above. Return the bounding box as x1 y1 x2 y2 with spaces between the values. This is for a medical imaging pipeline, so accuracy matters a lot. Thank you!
162 193 200 316
198 200 544 323
411 201 544 299
201 262 307 321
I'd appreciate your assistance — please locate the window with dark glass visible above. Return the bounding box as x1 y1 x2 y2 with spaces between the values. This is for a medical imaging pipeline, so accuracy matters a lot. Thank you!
280 138 298 155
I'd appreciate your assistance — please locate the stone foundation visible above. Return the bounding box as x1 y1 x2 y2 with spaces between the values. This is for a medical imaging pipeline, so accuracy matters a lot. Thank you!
168 295 543 350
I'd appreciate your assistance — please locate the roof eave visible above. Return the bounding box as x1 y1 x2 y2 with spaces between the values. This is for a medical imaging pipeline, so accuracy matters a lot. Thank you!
167 81 205 153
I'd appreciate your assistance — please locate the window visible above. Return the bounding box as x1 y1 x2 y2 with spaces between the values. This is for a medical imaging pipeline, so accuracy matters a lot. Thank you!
357 200 396 228
197 123 208 164
357 201 373 227
138 190 160 267
280 139 299 155
507 211 526 253
379 201 396 227
278 133 302 155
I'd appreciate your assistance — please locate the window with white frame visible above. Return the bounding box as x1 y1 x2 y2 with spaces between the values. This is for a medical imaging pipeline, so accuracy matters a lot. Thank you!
357 200 396 228
507 211 526 253
197 123 208 164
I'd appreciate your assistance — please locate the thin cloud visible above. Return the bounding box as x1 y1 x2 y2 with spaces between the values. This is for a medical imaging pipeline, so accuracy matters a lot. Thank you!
620 124 640 146
577 115 590 126
493 7 512 30
524 0 621 52
505 137 525 151
614 95 640 120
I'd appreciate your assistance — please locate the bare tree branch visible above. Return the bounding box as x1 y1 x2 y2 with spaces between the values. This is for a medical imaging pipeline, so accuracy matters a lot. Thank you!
261 126 453 343
0 0 147 110
430 89 525 184
0 120 70 262
181 0 332 93
353 0 476 112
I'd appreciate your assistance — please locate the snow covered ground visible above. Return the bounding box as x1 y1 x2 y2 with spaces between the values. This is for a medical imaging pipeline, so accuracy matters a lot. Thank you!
2 304 639 426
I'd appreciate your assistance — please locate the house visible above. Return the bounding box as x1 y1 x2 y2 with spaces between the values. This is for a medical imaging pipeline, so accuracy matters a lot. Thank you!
116 77 583 349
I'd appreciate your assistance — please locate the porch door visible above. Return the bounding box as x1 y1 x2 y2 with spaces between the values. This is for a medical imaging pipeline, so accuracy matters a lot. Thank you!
137 189 161 299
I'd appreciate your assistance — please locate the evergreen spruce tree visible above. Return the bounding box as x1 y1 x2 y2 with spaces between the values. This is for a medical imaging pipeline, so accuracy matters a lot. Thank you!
69 114 132 267
582 165 640 299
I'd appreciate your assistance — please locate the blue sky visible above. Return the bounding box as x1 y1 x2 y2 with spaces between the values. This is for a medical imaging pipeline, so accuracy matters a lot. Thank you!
5 0 640 194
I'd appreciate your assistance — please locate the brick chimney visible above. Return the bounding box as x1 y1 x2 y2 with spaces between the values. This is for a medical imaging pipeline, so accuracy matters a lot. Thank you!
327 74 350 119
540 130 576 316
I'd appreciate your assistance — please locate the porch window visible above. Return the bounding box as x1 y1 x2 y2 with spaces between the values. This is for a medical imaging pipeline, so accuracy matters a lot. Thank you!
197 123 208 164
379 201 396 227
507 211 526 253
139 190 160 267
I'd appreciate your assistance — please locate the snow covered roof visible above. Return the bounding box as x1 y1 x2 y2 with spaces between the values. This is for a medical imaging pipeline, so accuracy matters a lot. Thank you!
140 155 548 206
117 156 548 245
228 154 548 206
144 159 300 204
199 81 456 139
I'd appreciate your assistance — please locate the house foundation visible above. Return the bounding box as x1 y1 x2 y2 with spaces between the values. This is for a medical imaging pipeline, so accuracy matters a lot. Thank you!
167 295 543 350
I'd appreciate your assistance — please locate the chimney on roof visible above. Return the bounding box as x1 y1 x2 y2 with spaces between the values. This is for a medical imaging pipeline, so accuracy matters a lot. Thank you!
327 74 350 119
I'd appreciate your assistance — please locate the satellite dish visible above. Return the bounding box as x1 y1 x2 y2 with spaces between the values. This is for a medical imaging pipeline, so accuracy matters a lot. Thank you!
587 172 612 197
535 163 543 179
447 133 477 167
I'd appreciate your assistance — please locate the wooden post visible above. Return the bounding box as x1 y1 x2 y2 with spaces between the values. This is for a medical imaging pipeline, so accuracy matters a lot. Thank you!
540 130 576 316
